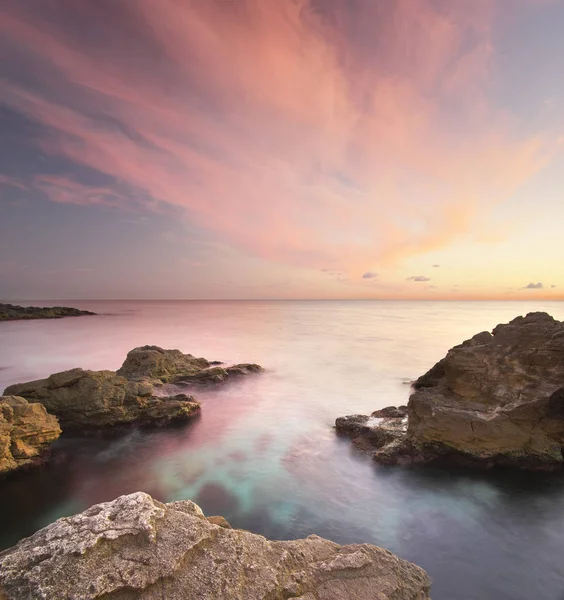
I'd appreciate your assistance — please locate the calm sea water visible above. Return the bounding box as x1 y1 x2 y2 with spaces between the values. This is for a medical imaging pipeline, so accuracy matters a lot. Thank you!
1 300 564 600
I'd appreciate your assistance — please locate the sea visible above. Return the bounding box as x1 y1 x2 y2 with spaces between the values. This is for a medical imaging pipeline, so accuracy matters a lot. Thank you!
1 300 564 600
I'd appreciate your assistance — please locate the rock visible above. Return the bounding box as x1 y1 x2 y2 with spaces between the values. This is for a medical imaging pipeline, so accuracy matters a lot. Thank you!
3 346 262 433
117 345 263 385
0 492 432 600
373 405 409 419
206 515 232 528
336 407 408 452
225 363 264 376
373 438 430 467
176 363 264 386
175 366 230 385
0 396 61 474
4 369 200 431
116 345 211 382
0 302 95 321
373 312 564 470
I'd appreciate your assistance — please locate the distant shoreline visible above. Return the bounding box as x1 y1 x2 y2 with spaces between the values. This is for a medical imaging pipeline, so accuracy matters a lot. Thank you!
0 303 96 322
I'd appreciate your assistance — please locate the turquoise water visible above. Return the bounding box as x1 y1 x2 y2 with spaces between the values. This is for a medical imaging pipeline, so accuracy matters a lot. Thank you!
1 300 564 600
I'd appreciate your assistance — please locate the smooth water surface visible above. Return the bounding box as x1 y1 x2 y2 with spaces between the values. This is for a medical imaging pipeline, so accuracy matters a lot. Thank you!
1 300 564 600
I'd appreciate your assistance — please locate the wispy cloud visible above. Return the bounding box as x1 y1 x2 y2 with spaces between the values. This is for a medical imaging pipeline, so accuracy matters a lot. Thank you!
362 271 378 279
0 0 557 278
0 175 28 191
33 175 126 208
523 282 543 289
407 276 431 282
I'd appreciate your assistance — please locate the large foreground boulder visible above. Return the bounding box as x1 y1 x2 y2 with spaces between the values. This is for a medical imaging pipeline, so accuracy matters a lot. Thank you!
338 312 564 470
117 345 263 385
0 492 431 600
0 396 61 474
4 369 200 430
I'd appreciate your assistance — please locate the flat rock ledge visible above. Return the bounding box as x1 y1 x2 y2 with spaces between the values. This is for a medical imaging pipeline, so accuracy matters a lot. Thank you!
0 396 61 475
3 346 262 433
0 492 431 600
0 302 95 321
337 312 564 471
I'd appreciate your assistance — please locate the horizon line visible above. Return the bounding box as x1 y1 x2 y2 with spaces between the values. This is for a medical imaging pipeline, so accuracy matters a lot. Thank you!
2 297 563 303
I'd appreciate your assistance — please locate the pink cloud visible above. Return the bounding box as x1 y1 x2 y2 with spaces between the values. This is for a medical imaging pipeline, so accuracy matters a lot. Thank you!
0 0 557 275
33 175 126 208
0 175 28 191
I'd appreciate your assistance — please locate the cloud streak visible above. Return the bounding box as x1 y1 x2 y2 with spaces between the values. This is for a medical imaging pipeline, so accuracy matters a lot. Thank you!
0 0 557 277
0 175 28 192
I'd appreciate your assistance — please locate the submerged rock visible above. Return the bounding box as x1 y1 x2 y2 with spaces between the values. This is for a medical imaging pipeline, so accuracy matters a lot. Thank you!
338 312 564 470
4 369 200 430
117 345 263 385
0 302 95 321
0 492 431 600
0 396 61 474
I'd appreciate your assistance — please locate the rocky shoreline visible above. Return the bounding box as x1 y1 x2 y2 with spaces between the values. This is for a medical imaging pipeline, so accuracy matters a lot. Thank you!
336 312 564 471
1 345 263 475
0 302 95 321
0 343 434 599
3 310 564 598
0 492 432 600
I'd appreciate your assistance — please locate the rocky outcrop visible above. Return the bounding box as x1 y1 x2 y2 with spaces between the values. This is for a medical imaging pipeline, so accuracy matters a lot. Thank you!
0 492 432 600
116 346 210 381
336 406 408 452
4 369 200 431
0 302 95 321
117 345 263 385
3 346 262 432
338 312 564 470
0 396 61 474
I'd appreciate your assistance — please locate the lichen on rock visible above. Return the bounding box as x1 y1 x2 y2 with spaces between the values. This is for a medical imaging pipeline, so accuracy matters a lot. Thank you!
0 492 432 599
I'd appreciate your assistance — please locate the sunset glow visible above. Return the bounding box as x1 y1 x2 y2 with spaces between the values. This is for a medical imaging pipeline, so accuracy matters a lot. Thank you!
1 0 563 299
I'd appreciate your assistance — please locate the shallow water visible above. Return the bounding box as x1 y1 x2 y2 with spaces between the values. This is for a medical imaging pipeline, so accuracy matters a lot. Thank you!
1 300 564 600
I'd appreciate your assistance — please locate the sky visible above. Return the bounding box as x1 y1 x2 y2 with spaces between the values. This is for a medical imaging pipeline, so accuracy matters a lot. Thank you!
0 0 563 300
